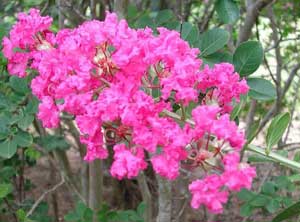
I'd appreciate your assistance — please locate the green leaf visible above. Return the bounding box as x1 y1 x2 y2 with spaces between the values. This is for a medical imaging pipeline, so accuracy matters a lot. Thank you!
266 113 290 154
288 174 300 183
35 135 69 151
261 182 276 195
237 188 255 201
127 4 139 20
17 115 34 130
0 166 16 181
25 97 39 114
135 15 156 30
75 202 87 218
202 51 233 67
14 130 33 147
240 204 253 217
294 151 300 162
250 194 270 207
137 202 146 216
16 209 35 222
176 22 200 47
246 120 259 142
233 41 263 76
9 76 30 95
29 202 53 222
198 28 229 57
25 147 41 160
64 212 80 221
0 138 18 159
83 208 93 222
155 9 175 25
266 199 280 213
247 78 276 101
272 200 300 222
215 0 240 24
230 95 246 120
274 176 293 189
0 183 13 198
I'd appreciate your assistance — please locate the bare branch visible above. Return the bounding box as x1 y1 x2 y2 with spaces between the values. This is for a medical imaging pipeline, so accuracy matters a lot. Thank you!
238 0 274 44
26 177 65 217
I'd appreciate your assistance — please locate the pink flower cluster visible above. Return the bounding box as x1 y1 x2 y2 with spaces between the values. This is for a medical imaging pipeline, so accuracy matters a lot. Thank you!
189 152 255 214
2 9 255 214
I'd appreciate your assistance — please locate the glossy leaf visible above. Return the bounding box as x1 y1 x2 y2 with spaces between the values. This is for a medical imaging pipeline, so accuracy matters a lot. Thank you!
272 200 300 222
247 78 276 101
215 0 240 24
266 113 290 154
0 138 18 159
202 51 233 67
233 41 263 76
14 130 33 147
155 9 175 25
198 28 229 57
177 22 199 47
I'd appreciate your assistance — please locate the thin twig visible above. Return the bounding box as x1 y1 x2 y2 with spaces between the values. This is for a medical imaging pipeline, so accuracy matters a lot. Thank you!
26 177 65 217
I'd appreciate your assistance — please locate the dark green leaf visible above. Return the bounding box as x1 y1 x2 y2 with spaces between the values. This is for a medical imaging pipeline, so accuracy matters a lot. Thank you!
274 176 293 189
0 138 18 158
237 188 255 201
247 78 276 101
215 0 240 24
0 183 13 198
25 97 39 114
155 9 175 25
240 204 253 217
198 28 229 57
250 194 270 207
266 113 290 154
246 120 259 142
261 182 276 195
233 41 263 76
137 202 146 216
272 200 300 222
17 115 34 130
35 135 69 151
202 51 233 67
176 22 200 47
9 76 30 95
266 199 280 213
135 15 156 29
14 130 33 147
230 95 246 120
0 166 16 181
127 4 139 20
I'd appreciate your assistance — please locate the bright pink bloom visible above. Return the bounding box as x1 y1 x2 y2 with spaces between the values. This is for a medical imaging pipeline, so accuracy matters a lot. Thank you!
37 96 59 128
189 175 229 214
151 154 180 180
110 144 147 179
222 152 256 191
